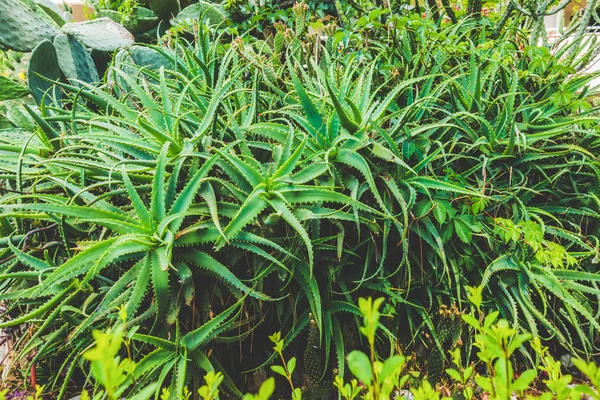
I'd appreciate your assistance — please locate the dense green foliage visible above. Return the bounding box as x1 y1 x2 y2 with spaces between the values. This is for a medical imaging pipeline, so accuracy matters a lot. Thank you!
6 295 600 399
1 0 600 398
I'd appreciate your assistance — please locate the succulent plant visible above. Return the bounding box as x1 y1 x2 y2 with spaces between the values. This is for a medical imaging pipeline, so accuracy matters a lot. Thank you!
173 1 228 27
33 0 68 26
53 34 100 86
302 315 333 400
24 20 132 105
27 39 61 105
292 2 308 37
128 45 172 70
0 99 36 129
149 0 181 20
304 316 322 386
98 6 158 35
0 76 29 101
428 304 464 385
60 18 135 52
0 0 141 105
0 0 60 52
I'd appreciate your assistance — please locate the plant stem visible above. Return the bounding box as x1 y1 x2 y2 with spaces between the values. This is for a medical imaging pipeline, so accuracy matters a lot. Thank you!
279 352 295 392
369 341 378 400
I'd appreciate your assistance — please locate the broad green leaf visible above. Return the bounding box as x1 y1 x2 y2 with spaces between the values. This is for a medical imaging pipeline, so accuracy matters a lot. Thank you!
347 350 372 384
270 365 286 377
378 355 405 384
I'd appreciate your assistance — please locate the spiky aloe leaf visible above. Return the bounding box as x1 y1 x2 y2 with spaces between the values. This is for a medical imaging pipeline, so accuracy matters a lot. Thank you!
0 76 29 101
0 281 75 328
181 299 243 350
180 250 268 300
151 248 170 322
215 189 268 249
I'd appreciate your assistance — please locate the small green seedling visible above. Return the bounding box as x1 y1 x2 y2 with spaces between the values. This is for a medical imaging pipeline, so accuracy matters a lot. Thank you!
269 331 302 400
343 297 408 400
243 377 276 400
198 371 224 400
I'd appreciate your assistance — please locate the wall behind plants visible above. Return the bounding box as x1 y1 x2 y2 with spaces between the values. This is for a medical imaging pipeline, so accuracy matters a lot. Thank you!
53 0 91 22
0 0 600 398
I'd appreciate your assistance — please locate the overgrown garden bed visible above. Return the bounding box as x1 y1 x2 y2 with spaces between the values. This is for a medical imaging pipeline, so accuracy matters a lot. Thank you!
1 0 600 398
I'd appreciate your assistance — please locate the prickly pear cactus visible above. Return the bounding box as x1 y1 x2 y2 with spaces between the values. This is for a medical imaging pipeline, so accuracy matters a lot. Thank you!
0 76 29 101
107 48 135 90
128 46 172 70
273 31 285 55
290 37 304 62
272 22 293 68
33 0 67 27
293 2 309 37
53 34 99 87
0 0 60 52
271 20 307 64
149 0 180 20
28 40 61 105
428 304 464 386
60 18 135 52
253 40 273 55
98 7 158 35
174 1 228 26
